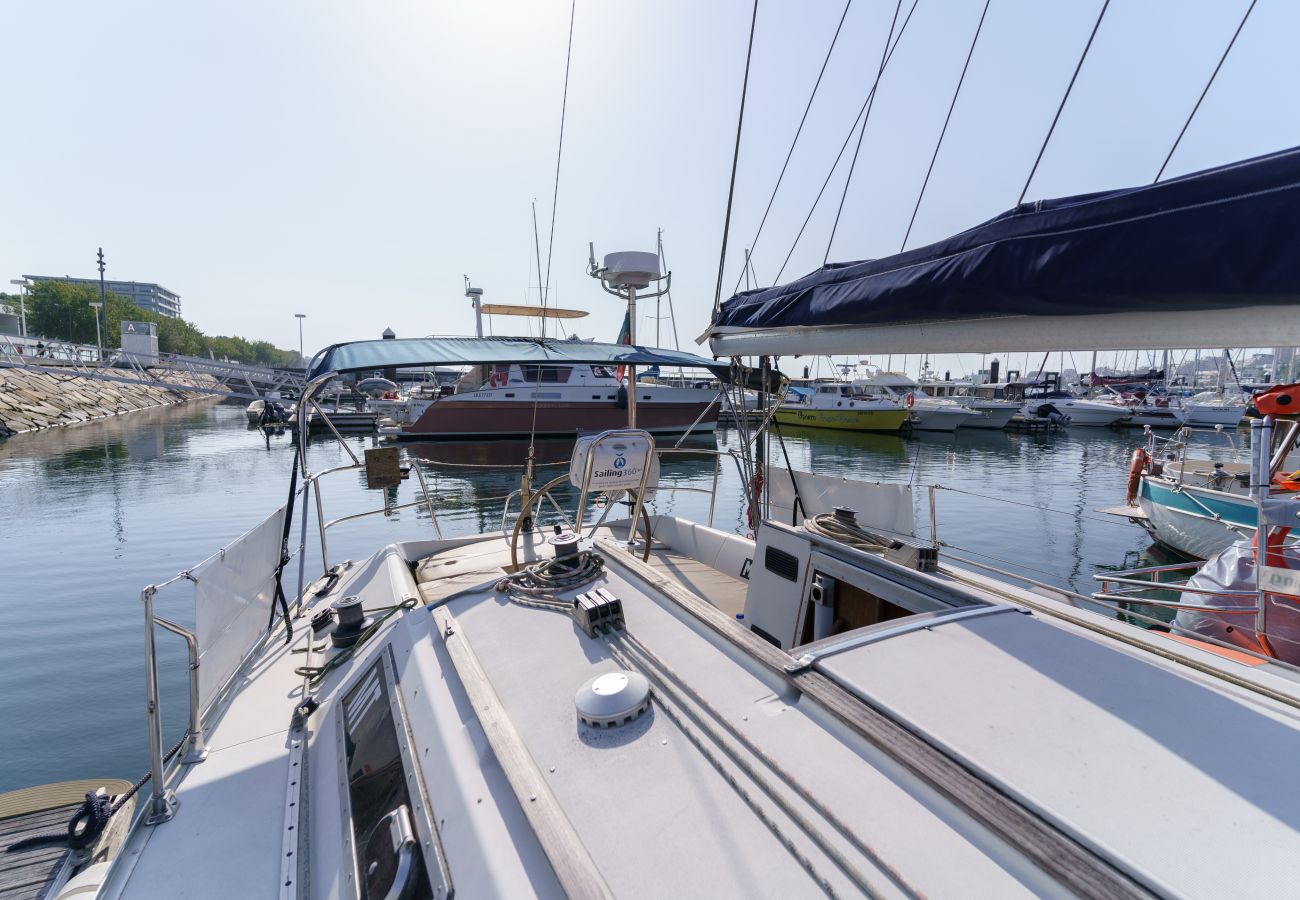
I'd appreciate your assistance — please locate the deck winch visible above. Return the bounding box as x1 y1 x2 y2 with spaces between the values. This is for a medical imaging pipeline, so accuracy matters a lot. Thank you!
330 595 372 649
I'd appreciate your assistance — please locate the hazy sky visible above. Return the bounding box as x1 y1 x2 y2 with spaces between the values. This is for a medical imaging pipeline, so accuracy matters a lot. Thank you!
3 0 1295 377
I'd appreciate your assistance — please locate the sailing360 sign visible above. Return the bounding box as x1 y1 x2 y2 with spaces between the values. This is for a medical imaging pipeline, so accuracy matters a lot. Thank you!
569 432 656 491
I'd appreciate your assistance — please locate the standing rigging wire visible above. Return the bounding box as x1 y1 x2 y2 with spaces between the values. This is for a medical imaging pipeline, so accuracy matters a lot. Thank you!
657 231 681 350
730 0 855 297
900 0 992 252
1016 0 1111 209
711 0 761 324
823 0 905 265
1154 0 1258 183
772 0 920 285
531 200 545 337
542 0 578 326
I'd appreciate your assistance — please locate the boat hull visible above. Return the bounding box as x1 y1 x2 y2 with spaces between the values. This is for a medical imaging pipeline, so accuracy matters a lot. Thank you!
910 406 983 432
1136 477 1257 559
1184 404 1246 427
399 399 718 439
1041 401 1130 427
773 406 908 432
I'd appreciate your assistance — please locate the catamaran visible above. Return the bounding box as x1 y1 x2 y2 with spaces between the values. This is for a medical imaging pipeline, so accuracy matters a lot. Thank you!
367 284 721 440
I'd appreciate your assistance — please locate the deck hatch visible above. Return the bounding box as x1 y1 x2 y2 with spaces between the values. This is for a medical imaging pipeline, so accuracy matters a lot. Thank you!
336 652 451 899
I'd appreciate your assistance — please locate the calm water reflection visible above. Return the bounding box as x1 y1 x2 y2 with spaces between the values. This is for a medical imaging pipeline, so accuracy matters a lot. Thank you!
0 400 1240 793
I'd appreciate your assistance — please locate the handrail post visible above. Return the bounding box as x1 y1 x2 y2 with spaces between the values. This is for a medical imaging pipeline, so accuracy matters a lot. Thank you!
142 586 179 825
155 615 209 765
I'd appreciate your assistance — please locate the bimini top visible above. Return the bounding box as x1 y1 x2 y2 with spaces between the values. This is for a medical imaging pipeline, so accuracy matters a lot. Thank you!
709 145 1300 356
308 336 731 384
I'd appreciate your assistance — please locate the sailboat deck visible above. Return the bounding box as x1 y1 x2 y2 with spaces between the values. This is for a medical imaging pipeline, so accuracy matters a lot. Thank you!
101 520 1300 898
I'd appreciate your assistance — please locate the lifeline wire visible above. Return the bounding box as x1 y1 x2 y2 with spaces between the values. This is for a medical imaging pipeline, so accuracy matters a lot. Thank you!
900 0 992 251
772 0 919 285
711 0 760 323
730 0 854 296
1154 0 1257 183
1016 0 1111 209
824 0 904 265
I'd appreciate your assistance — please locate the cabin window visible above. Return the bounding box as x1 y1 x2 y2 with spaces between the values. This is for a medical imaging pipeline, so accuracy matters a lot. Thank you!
339 658 439 900
517 365 573 384
591 366 614 378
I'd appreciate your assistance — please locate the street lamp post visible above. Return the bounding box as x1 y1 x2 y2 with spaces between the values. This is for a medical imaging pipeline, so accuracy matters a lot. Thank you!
8 279 26 337
295 313 306 368
96 248 108 354
89 301 103 358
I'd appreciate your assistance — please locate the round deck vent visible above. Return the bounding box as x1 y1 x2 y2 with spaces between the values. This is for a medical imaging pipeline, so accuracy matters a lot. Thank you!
575 671 651 728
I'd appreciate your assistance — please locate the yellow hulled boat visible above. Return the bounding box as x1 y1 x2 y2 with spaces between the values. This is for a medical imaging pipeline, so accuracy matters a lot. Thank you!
773 383 908 432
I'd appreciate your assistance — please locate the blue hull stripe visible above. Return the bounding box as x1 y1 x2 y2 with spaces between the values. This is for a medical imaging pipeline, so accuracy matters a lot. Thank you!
1141 480 1257 528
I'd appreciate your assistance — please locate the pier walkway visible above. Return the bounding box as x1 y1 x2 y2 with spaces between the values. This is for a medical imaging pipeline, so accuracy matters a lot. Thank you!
0 335 304 402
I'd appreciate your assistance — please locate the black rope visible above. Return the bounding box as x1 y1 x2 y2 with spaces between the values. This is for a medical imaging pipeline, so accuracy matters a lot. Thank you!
773 0 919 285
268 451 298 643
1016 0 1110 209
731 0 854 296
7 736 187 853
824 0 904 265
1154 0 1258 183
711 0 760 323
900 0 992 251
542 0 577 319
770 416 807 526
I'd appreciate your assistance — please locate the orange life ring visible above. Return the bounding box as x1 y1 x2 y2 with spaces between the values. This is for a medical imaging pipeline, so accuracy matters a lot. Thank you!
905 392 915 409
1255 526 1294 569
1125 447 1149 506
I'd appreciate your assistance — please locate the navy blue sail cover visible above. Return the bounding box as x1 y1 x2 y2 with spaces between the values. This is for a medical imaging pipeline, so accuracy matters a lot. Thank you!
711 146 1300 333
308 336 733 382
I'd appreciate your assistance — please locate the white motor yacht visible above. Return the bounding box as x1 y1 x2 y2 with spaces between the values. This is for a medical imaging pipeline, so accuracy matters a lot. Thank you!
921 381 1018 429
1020 385 1132 427
854 371 984 431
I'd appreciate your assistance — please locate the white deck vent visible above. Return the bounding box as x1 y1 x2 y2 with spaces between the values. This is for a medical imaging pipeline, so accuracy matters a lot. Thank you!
601 251 661 291
575 671 651 728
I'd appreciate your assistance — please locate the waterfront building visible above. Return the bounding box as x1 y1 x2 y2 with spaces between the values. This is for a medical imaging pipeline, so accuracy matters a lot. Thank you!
23 274 182 319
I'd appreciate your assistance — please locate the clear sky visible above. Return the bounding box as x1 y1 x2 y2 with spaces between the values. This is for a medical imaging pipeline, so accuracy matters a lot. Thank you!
3 0 1295 377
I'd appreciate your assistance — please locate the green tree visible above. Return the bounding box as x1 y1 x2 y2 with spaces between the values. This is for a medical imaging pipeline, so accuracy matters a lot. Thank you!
25 281 101 345
23 279 300 366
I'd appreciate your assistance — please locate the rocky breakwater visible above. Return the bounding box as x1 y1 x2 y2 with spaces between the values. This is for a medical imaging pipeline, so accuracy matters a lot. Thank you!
0 367 225 437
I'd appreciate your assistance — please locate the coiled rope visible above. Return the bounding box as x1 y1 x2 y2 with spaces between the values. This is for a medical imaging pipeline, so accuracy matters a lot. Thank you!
803 513 889 553
496 548 605 612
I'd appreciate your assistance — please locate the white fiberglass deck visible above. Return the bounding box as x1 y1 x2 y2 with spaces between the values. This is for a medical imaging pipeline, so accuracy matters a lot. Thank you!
101 518 1300 899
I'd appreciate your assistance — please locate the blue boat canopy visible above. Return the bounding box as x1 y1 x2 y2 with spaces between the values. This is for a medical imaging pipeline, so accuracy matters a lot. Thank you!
709 146 1300 356
308 336 732 384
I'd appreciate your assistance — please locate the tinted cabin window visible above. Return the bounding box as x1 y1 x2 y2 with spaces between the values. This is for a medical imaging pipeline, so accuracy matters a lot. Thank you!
519 365 572 384
342 661 432 900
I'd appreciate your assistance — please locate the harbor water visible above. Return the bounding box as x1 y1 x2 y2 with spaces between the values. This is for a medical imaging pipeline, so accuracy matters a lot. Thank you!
0 400 1248 794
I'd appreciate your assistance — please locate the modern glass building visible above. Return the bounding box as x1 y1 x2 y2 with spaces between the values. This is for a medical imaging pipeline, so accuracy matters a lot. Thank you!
23 274 182 318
